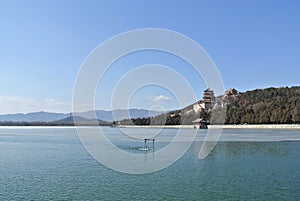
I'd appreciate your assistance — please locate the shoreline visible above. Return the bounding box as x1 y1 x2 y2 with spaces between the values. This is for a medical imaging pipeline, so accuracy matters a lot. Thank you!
122 124 300 130
0 124 299 130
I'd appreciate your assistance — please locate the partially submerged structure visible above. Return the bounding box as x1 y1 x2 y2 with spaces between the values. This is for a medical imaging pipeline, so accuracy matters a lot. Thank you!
192 118 208 129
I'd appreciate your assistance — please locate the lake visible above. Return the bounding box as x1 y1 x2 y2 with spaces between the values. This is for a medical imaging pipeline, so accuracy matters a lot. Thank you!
0 127 299 200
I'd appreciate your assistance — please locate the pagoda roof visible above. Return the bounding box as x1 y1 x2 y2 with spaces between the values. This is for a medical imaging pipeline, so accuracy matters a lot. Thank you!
204 88 213 92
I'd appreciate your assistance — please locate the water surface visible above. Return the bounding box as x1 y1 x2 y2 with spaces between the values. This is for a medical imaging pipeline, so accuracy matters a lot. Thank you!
0 127 299 200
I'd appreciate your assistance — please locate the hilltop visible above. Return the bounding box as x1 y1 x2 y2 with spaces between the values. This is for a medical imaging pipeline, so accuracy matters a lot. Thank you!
225 86 300 124
120 86 300 125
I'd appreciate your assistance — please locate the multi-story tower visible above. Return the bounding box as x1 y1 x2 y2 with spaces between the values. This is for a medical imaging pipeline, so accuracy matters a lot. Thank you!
202 88 215 110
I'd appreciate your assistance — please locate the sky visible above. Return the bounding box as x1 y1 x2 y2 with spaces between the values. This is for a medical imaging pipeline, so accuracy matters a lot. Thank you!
0 0 299 114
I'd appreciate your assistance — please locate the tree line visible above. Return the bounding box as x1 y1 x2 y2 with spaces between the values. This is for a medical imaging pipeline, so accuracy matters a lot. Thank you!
0 121 111 126
120 86 300 125
225 86 300 124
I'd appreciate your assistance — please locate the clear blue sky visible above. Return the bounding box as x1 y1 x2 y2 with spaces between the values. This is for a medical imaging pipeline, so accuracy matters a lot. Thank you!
0 0 299 114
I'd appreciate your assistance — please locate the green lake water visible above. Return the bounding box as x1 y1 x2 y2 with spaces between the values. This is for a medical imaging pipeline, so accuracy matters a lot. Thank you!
0 127 299 200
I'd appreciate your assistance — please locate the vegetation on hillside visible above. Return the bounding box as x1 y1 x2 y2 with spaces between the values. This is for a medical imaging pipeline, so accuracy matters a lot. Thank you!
225 86 300 124
120 86 300 125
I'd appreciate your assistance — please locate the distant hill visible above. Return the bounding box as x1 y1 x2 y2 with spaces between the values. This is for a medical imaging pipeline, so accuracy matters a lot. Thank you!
0 111 69 122
54 116 110 126
0 109 162 123
55 116 96 123
75 109 163 122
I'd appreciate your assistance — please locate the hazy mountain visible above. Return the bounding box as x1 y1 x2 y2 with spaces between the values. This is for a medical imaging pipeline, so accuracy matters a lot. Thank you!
54 115 110 126
55 115 95 123
0 109 162 122
0 111 69 122
75 109 163 122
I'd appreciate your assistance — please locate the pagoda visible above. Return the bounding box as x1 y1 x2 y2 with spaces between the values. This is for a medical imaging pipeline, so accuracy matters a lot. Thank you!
202 88 215 110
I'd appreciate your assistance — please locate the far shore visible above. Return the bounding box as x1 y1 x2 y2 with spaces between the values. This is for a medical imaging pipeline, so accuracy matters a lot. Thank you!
122 124 300 130
0 124 300 130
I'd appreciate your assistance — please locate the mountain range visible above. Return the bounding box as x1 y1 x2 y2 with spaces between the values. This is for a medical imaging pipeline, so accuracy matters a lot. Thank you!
0 109 163 123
